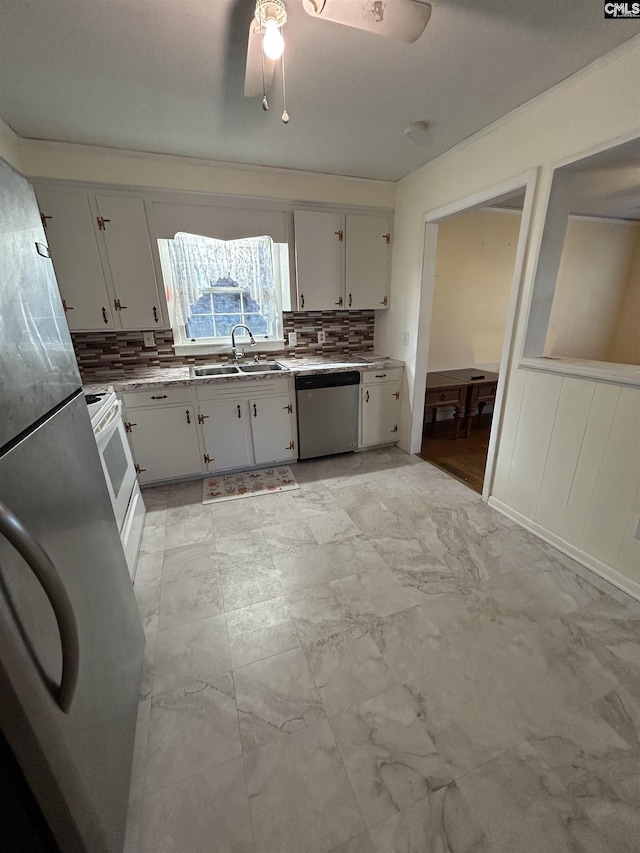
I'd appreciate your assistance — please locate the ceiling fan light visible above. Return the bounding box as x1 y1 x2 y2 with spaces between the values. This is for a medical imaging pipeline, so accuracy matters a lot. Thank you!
263 18 285 60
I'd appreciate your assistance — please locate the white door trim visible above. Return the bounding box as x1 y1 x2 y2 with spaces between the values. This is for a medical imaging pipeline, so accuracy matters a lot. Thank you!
411 169 538 504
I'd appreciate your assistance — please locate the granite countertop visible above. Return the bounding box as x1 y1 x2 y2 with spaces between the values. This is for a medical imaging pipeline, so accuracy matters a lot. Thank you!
83 353 404 393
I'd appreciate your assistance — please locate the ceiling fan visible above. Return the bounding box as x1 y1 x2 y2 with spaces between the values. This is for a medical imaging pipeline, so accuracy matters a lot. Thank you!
244 0 433 103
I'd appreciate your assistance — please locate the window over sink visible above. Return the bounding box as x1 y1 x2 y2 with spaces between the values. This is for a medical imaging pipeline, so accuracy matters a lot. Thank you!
158 232 290 352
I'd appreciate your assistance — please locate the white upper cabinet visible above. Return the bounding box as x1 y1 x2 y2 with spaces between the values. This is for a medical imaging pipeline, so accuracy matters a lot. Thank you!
35 185 165 332
95 196 162 329
345 214 391 310
294 209 391 312
36 188 115 330
294 210 344 310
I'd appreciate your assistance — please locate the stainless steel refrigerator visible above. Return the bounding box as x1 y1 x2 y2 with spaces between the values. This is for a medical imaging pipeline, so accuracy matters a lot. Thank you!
0 158 144 851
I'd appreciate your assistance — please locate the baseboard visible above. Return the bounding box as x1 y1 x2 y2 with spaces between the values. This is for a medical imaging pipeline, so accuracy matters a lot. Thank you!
488 497 640 602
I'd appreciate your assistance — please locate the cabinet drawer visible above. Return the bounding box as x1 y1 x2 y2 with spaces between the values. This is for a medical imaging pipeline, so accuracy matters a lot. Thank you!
196 377 289 401
122 386 194 407
425 387 466 407
361 368 400 385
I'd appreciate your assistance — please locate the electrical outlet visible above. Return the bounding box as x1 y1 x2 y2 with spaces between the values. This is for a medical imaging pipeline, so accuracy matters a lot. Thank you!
288 332 297 347
143 331 155 348
402 331 409 347
317 330 326 345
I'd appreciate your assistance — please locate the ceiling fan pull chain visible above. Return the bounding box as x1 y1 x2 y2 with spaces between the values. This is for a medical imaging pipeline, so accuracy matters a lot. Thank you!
281 43 289 123
260 17 269 111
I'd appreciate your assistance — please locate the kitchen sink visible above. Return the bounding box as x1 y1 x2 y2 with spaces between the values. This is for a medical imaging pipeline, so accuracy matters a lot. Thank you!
190 364 240 376
238 362 288 373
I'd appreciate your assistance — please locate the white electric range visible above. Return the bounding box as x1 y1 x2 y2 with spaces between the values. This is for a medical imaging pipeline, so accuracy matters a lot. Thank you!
85 388 145 581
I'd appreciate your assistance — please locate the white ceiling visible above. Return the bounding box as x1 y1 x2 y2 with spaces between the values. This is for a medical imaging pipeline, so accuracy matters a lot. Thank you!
0 1 638 181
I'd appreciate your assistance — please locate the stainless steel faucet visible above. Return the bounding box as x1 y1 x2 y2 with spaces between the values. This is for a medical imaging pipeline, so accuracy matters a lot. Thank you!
230 324 256 363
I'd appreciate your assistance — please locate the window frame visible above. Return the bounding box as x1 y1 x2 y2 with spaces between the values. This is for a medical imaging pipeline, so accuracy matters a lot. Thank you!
158 237 289 354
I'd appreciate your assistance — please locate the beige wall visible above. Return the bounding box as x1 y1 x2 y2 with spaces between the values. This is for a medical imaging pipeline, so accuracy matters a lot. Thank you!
606 227 640 365
377 36 640 595
18 140 395 209
545 219 639 362
0 118 23 171
428 210 521 372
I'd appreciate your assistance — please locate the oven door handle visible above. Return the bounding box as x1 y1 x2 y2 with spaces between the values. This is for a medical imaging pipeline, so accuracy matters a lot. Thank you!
0 501 80 714
93 399 123 444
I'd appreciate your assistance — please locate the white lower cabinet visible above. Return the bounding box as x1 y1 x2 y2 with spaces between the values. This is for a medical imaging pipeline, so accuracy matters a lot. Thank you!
197 379 297 474
198 397 253 472
360 369 401 447
250 395 296 464
125 403 203 484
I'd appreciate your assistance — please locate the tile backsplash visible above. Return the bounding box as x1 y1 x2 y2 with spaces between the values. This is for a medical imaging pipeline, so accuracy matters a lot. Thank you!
72 311 375 381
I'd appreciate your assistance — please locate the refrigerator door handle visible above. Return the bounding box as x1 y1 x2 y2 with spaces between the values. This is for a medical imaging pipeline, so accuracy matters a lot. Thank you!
0 500 80 714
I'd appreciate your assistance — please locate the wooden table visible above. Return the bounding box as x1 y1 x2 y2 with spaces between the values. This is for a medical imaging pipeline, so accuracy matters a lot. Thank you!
424 373 472 439
437 368 499 437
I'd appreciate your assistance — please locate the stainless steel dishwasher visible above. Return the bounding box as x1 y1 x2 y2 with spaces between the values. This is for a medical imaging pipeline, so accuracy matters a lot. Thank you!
295 371 361 460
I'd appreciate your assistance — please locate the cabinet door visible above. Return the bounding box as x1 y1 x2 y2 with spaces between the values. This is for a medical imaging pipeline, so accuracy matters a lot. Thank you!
294 210 344 310
36 188 114 330
346 214 391 310
199 399 252 472
95 196 162 329
127 405 202 483
360 384 399 447
250 395 296 464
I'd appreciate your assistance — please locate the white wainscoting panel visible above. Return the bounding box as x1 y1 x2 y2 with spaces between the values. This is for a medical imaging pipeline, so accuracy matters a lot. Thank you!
580 387 640 567
504 370 561 519
534 377 595 534
559 382 621 545
492 369 639 597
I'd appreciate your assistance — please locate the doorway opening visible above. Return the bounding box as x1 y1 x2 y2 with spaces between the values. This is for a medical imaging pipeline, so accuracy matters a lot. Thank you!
411 173 536 498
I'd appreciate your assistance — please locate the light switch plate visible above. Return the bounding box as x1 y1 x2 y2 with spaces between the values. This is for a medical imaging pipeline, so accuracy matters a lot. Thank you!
317 330 326 345
288 332 297 347
143 331 155 348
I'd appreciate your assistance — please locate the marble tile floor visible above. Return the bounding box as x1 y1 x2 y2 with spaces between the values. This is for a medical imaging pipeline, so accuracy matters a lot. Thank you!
124 447 640 853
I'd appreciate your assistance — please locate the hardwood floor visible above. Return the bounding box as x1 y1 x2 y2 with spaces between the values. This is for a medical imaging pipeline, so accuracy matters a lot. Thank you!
417 413 492 494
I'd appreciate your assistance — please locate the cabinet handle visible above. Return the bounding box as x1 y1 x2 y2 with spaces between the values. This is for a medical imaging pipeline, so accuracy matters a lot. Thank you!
335 296 343 307
300 294 305 309
185 409 191 424
35 242 50 258
348 293 352 308
114 299 128 311
153 305 159 323
253 403 257 418
102 306 109 324
62 299 74 312
334 229 343 242
134 463 146 474
380 296 388 307
375 374 387 378
150 395 168 400
198 413 209 425
40 213 52 230
97 216 110 231
365 390 370 403
237 404 242 419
